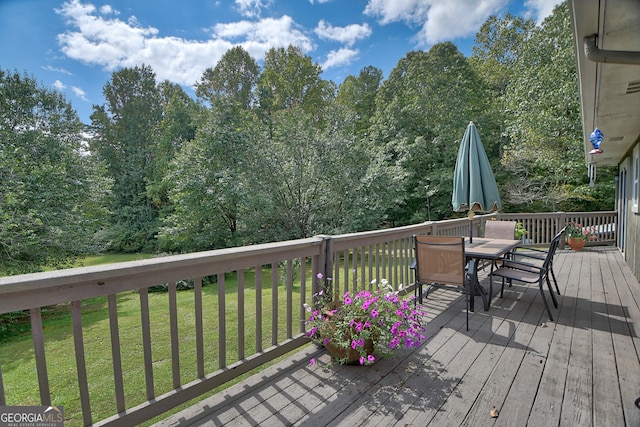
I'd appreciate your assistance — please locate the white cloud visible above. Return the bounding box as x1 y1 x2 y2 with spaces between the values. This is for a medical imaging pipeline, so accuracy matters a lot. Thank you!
364 0 431 26
99 4 117 15
314 20 372 47
235 0 272 18
524 0 563 24
52 79 88 101
364 0 509 46
416 0 507 45
364 0 563 48
55 1 315 88
214 16 315 58
53 80 66 90
71 86 89 101
322 47 359 70
42 65 72 75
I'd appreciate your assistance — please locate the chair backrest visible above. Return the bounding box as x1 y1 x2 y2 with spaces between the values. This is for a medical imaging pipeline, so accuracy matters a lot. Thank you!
414 235 466 288
484 220 517 240
554 225 568 242
542 230 565 268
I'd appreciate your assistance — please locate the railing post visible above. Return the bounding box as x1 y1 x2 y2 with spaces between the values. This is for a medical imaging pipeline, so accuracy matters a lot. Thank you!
315 235 334 296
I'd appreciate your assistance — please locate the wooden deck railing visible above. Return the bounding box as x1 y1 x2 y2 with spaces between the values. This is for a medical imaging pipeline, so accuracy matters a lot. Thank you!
0 211 617 426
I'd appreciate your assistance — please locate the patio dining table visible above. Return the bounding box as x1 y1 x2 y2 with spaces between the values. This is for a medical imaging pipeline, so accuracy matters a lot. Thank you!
464 237 521 312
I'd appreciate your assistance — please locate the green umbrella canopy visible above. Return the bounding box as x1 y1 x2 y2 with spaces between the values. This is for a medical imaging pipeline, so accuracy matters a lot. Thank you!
452 122 501 213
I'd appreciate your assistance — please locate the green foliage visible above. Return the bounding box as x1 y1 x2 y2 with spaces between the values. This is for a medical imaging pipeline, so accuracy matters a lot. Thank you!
90 65 165 252
369 44 488 224
337 65 383 136
195 46 260 109
257 45 331 117
0 69 109 275
159 106 261 251
499 4 601 211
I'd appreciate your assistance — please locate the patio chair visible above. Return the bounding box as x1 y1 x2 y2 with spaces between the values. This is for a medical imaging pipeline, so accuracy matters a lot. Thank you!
490 235 562 321
508 226 567 295
412 235 478 331
482 220 517 269
484 220 517 240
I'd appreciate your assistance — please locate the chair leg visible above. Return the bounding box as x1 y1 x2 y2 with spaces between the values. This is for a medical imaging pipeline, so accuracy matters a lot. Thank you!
545 275 559 308
550 267 561 295
488 262 494 302
538 279 554 321
465 282 469 331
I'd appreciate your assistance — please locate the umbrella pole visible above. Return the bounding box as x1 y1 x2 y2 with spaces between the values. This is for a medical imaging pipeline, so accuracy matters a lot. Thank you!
469 219 473 243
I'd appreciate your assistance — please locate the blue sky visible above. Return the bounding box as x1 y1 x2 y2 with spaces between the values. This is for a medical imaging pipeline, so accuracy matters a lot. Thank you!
0 0 562 124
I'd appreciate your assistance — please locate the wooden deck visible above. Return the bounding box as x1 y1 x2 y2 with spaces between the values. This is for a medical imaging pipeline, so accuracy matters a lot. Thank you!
154 247 640 427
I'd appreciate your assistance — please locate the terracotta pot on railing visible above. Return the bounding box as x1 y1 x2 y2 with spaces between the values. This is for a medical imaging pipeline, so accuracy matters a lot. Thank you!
567 237 586 251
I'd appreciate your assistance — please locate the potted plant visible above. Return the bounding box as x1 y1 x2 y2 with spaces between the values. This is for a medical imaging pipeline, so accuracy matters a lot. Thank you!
565 222 593 250
515 222 528 242
304 275 426 366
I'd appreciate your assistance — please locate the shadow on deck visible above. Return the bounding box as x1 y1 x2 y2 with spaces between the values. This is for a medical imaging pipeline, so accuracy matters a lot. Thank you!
154 247 640 427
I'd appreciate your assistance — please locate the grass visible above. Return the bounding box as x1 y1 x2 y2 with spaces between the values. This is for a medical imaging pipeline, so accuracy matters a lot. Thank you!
0 255 314 427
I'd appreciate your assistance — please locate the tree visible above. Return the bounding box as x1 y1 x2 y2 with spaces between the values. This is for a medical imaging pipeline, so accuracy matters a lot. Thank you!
0 69 109 274
195 46 260 110
500 3 610 211
90 65 163 252
471 13 535 97
147 81 201 216
337 65 383 137
369 44 488 224
247 103 395 240
158 106 262 251
257 45 331 119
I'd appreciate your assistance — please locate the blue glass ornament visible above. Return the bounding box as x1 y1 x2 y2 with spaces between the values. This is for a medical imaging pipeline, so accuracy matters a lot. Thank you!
589 128 603 154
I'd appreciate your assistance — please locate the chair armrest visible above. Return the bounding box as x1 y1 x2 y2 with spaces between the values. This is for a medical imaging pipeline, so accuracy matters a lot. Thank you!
502 259 543 274
513 249 547 261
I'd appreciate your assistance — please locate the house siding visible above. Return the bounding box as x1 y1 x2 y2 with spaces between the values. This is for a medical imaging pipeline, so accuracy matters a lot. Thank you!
621 141 640 280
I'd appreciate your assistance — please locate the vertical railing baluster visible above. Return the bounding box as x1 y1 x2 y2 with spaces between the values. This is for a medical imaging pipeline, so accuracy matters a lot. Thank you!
299 260 307 334
359 245 366 286
108 294 125 412
30 307 50 405
218 273 226 368
271 266 278 346
343 249 349 293
333 252 340 295
256 267 263 352
286 260 293 339
71 300 92 426
168 282 180 388
238 269 245 360
194 277 204 378
139 288 154 400
0 359 5 406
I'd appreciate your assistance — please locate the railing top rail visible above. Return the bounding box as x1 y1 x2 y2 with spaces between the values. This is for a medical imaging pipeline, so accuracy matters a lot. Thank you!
0 237 325 314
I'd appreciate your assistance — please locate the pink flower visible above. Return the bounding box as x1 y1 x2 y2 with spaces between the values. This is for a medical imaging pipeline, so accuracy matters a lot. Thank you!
359 356 366 365
309 358 315 366
367 355 375 363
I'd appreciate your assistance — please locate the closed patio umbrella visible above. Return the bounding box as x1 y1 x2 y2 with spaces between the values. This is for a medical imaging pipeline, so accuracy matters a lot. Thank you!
452 122 501 242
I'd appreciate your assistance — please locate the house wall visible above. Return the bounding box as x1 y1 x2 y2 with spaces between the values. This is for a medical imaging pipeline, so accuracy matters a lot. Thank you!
621 142 640 280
